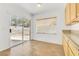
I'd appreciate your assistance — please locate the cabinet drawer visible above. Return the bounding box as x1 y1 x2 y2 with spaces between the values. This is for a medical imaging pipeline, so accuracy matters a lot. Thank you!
63 34 70 42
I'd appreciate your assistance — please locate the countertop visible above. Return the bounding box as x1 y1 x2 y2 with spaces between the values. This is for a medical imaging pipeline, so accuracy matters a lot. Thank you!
63 30 79 47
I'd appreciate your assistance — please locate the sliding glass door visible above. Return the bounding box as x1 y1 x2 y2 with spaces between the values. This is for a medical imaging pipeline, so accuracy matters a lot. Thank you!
10 16 30 47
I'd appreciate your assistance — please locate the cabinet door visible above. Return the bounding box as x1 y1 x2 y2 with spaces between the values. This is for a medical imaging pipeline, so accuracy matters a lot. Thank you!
68 40 79 56
63 39 68 56
70 3 76 22
65 4 71 25
68 47 74 56
76 3 79 18
63 35 69 56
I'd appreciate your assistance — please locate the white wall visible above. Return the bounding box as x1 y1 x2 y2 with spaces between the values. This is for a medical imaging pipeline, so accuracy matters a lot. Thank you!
0 4 10 51
31 7 65 44
0 3 65 51
0 4 31 51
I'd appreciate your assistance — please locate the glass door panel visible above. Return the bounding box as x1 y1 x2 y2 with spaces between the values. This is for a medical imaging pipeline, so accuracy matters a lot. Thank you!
22 19 30 42
10 16 22 47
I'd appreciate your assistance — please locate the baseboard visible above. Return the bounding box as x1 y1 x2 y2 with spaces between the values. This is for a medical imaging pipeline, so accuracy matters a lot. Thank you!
0 40 29 52
0 47 10 52
32 39 62 46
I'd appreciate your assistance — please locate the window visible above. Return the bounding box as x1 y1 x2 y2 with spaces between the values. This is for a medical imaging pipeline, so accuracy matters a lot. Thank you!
36 17 57 34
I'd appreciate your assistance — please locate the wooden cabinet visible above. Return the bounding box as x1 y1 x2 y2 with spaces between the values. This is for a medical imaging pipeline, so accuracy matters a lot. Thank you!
68 46 74 56
65 3 79 25
63 34 69 56
65 4 71 25
76 4 79 17
68 39 79 56
63 34 79 56
70 3 76 22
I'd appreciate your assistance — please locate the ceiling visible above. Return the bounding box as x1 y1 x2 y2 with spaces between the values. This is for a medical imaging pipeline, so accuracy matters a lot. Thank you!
17 3 65 15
